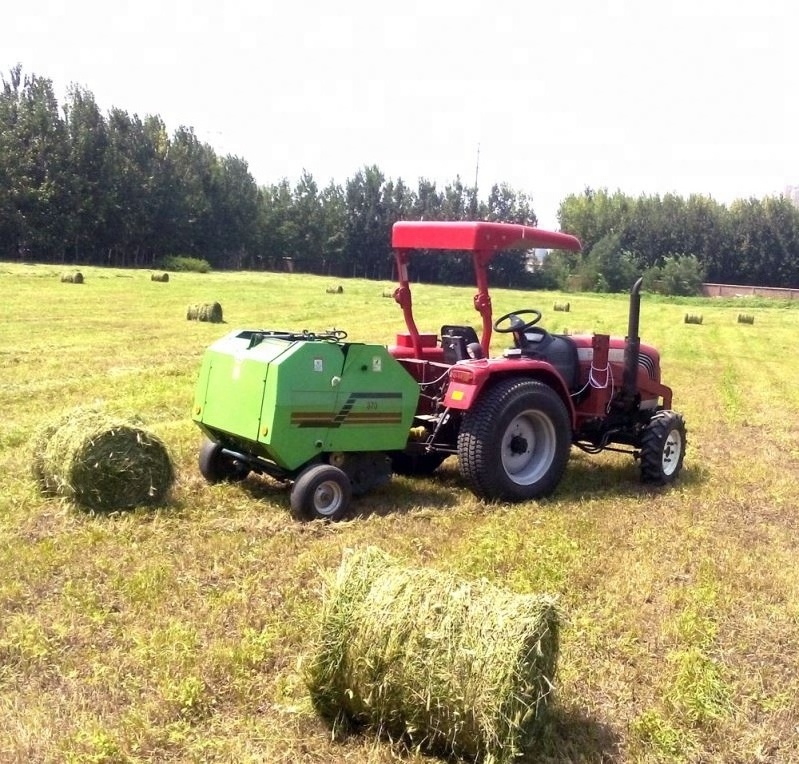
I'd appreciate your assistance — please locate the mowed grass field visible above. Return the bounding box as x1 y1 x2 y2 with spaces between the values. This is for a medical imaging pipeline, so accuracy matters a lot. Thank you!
1 262 798 764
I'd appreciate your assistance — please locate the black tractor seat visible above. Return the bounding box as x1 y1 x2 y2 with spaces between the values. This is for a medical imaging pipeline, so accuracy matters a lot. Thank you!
505 331 581 391
441 325 484 363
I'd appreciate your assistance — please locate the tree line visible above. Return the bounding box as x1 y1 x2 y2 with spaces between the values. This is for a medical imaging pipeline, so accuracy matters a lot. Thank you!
2 65 798 291
555 188 799 293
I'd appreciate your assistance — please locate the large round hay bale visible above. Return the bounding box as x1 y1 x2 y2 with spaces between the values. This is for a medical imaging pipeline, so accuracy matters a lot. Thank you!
187 302 223 322
304 547 561 763
151 272 170 282
60 271 84 284
30 408 174 511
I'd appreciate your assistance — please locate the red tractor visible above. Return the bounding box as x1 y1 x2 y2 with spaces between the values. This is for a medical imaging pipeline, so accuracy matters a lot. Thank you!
386 220 686 501
193 219 686 520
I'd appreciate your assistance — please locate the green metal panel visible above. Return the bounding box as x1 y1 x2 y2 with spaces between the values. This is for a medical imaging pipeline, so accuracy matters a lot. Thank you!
260 342 419 469
324 345 419 452
259 340 346 469
193 331 292 444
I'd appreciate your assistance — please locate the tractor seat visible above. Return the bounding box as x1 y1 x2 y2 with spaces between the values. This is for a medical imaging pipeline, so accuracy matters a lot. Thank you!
441 325 483 364
518 332 581 390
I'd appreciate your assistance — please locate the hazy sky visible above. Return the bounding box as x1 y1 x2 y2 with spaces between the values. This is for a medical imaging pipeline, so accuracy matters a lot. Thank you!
4 0 797 228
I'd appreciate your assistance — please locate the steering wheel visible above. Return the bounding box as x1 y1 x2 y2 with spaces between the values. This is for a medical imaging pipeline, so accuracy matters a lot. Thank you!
493 309 543 334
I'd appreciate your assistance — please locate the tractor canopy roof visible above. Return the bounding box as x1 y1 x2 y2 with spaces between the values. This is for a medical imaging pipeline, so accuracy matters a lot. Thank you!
391 220 582 255
388 221 582 359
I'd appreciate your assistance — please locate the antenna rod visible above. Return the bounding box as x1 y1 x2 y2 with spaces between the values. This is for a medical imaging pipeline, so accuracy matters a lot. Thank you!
471 143 480 218
473 143 480 194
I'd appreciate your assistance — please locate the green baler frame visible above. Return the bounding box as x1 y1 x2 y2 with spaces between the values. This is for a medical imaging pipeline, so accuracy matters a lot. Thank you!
193 330 421 474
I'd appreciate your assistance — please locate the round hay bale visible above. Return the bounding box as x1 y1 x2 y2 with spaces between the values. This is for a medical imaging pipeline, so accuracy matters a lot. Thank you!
30 414 66 490
382 288 394 298
151 272 170 282
684 313 703 325
553 301 570 312
304 547 561 763
737 313 755 324
187 302 223 322
60 271 84 284
30 408 174 511
199 302 223 322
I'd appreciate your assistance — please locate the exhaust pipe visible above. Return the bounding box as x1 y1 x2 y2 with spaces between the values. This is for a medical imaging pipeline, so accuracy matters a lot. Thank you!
622 277 643 398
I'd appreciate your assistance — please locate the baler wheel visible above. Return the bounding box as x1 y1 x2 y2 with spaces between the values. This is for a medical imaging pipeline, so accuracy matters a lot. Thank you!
290 463 352 521
457 378 571 502
640 410 686 484
199 438 250 483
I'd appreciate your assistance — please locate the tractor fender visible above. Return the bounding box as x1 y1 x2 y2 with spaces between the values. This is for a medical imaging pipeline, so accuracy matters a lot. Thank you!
444 362 578 430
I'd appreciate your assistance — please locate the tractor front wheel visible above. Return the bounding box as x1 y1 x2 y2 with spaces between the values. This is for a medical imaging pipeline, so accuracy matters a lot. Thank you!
457 379 571 502
640 410 686 484
290 464 352 521
199 438 251 483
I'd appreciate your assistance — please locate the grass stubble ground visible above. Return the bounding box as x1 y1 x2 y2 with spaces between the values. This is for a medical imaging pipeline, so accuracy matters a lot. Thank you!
1 263 798 763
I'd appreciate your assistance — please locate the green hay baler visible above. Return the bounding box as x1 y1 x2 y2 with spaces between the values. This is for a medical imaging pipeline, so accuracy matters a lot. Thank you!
192 328 420 520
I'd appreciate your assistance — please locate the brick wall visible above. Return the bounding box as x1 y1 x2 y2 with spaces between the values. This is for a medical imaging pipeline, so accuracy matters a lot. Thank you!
701 283 799 299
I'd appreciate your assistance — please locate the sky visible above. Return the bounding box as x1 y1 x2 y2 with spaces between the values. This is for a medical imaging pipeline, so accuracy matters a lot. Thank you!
3 0 798 228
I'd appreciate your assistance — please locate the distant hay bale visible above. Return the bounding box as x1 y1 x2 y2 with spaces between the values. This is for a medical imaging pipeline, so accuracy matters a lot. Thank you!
151 272 170 282
553 301 570 312
30 407 174 511
304 546 561 763
187 302 223 322
684 313 703 325
737 313 755 324
60 271 84 284
382 288 394 298
325 285 344 294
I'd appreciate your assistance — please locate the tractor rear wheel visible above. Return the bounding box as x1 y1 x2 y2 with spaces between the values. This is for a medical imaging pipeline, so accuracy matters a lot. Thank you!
640 410 686 484
290 463 352 521
457 378 571 502
199 438 250 483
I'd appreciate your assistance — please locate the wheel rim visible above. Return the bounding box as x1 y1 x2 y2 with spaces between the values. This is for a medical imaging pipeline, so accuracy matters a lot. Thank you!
661 428 683 477
313 479 345 517
501 409 557 485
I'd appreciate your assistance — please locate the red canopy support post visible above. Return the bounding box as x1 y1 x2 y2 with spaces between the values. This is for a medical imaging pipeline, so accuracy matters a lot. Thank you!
393 249 423 358
473 250 493 354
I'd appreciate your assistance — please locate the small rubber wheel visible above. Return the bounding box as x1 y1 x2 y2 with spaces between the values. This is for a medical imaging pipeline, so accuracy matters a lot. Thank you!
640 410 686 484
290 464 352 521
198 438 250 483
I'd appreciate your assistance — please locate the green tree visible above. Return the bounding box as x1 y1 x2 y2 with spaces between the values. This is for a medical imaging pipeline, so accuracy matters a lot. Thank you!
660 254 705 295
63 85 109 262
580 232 640 292
164 125 217 264
345 165 391 279
319 180 347 276
206 154 259 268
0 66 69 260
